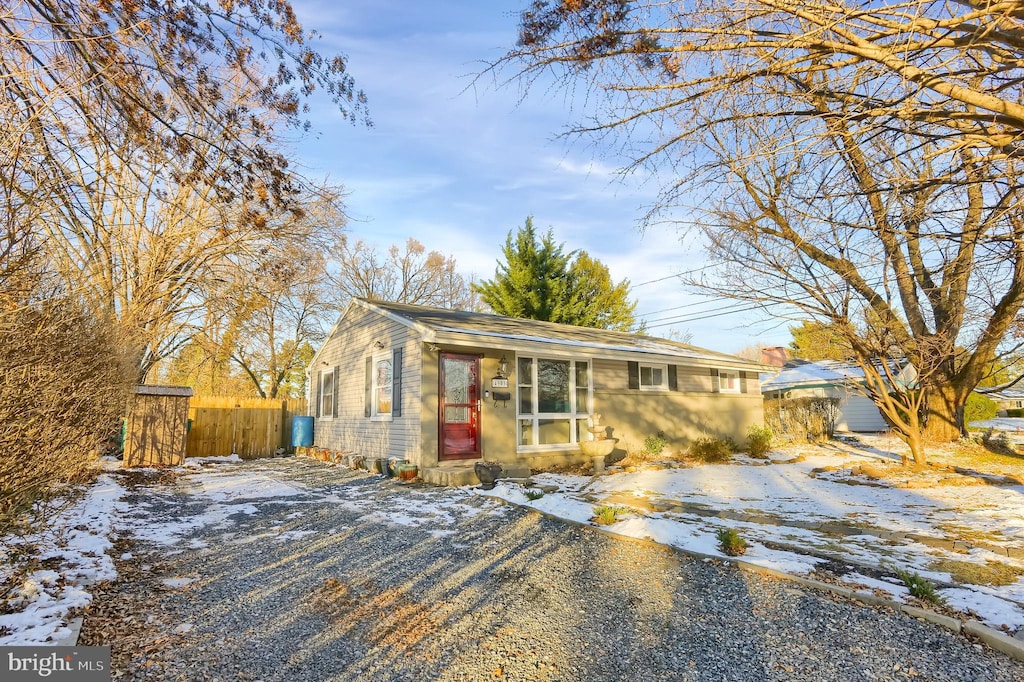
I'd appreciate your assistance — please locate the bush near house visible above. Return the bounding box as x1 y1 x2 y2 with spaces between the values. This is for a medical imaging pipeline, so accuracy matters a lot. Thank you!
746 424 773 459
688 436 734 463
764 397 840 442
643 431 668 458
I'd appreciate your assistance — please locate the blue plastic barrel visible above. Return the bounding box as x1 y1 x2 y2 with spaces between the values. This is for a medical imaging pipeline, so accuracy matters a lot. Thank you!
291 416 314 448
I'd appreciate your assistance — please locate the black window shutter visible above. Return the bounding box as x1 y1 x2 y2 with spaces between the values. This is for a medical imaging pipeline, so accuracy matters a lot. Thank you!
392 348 403 417
333 366 340 417
668 365 678 391
739 371 748 394
364 357 372 417
627 361 639 389
711 367 720 393
315 370 322 416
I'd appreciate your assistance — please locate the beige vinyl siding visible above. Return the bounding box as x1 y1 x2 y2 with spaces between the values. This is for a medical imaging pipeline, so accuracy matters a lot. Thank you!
676 365 715 393
592 358 762 455
312 305 423 463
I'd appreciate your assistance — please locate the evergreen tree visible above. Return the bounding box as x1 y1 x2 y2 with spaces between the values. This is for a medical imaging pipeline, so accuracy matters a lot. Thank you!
475 218 636 331
788 321 852 361
563 252 637 332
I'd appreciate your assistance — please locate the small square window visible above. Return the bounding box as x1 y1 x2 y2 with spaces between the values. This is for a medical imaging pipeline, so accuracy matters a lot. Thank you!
719 371 740 393
639 363 668 391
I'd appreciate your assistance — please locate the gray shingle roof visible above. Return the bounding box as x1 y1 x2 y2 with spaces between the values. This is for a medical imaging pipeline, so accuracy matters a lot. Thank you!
358 299 765 370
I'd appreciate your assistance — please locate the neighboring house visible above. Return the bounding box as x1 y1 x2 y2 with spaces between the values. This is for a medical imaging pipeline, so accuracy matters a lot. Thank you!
306 299 766 478
760 359 917 433
975 386 1024 415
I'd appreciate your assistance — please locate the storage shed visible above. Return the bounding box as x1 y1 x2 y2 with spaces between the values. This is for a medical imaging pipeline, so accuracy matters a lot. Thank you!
123 385 193 467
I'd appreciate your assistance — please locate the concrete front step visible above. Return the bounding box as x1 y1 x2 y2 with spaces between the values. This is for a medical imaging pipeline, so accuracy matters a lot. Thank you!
421 466 479 487
420 461 533 487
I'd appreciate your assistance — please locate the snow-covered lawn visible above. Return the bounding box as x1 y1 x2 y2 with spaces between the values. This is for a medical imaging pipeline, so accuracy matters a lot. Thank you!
480 433 1024 632
5 429 1024 647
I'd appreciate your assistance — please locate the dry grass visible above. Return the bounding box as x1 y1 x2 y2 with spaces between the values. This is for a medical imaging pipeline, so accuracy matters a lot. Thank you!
934 522 1007 544
929 558 1024 586
928 438 1024 477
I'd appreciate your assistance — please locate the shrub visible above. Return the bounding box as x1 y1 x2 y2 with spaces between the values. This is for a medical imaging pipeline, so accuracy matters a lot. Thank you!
592 505 627 525
716 528 748 556
746 424 773 459
643 431 668 458
525 489 545 501
964 393 998 424
688 436 734 463
764 396 840 441
979 428 1014 454
894 568 946 605
0 234 135 531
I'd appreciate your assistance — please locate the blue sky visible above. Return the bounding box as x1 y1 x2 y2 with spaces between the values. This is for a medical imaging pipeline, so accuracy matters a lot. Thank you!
290 0 791 354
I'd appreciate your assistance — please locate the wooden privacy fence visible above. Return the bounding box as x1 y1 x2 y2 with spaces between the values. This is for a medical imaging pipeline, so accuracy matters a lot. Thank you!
186 396 309 459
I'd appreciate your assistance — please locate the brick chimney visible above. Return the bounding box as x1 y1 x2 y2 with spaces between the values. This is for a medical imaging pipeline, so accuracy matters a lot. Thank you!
761 346 789 367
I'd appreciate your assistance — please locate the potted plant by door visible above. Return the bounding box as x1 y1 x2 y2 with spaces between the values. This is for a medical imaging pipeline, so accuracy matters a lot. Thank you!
474 461 502 490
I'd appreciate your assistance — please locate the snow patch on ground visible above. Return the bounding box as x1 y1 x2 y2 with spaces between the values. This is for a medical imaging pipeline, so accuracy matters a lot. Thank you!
8 433 1024 646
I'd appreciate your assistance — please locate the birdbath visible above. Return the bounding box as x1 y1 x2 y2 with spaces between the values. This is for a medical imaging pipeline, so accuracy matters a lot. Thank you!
579 414 616 472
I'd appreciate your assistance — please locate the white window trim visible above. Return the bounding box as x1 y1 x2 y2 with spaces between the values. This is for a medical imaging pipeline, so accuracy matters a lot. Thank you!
639 362 669 392
370 352 393 422
319 367 335 420
516 355 592 453
719 370 740 394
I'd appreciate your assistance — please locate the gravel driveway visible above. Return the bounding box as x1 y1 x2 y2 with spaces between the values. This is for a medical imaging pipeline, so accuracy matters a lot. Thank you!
81 458 1024 681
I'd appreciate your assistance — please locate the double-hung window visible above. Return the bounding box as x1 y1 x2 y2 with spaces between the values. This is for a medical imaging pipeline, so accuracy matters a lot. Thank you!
639 363 668 391
718 370 740 393
517 356 591 450
319 368 335 418
371 353 393 419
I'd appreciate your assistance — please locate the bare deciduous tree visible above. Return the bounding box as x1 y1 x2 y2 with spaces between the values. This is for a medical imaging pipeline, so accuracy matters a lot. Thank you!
334 237 476 309
3 0 367 211
501 0 1024 462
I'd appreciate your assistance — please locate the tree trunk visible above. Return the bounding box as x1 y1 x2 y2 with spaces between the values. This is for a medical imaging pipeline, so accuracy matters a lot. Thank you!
923 384 965 443
904 428 927 467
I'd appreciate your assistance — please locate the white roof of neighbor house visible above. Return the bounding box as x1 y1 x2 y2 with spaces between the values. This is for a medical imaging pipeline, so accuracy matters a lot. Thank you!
978 387 1024 401
760 360 867 392
760 358 915 393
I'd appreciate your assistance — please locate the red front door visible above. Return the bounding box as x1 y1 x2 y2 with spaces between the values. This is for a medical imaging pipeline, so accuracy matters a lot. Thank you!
439 353 481 460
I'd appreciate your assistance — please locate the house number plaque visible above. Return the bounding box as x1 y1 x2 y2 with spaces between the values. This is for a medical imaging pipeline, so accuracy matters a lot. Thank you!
491 378 509 388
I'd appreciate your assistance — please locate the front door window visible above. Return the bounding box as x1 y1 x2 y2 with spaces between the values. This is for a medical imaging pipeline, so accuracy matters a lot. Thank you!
439 353 480 459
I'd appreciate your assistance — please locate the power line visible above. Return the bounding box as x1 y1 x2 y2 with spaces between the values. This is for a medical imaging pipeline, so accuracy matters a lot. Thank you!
636 296 736 319
632 262 724 287
641 300 753 325
641 301 773 330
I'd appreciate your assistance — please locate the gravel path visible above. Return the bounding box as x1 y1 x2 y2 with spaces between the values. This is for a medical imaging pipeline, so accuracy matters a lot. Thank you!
81 458 1024 681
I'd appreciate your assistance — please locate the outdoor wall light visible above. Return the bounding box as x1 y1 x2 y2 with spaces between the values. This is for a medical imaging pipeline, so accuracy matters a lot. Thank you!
497 354 509 378
374 340 386 350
